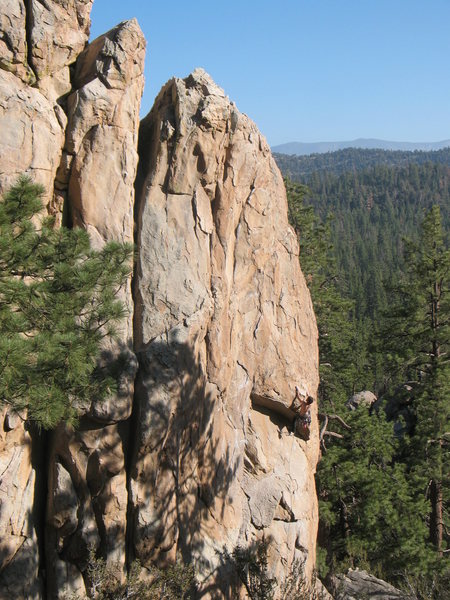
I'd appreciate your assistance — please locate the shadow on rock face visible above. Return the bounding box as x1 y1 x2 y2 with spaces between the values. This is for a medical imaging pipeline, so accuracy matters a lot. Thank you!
130 336 242 597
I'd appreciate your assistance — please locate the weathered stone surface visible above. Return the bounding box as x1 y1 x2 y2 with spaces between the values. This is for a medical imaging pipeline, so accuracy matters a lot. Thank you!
0 409 42 599
0 5 92 596
316 578 334 600
132 68 319 596
66 18 145 158
0 0 35 83
331 569 413 600
0 69 66 204
64 18 145 421
42 19 146 597
29 0 94 99
46 422 129 598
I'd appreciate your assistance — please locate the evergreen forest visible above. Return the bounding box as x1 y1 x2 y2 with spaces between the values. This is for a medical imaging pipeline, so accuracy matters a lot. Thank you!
281 148 449 597
275 146 450 179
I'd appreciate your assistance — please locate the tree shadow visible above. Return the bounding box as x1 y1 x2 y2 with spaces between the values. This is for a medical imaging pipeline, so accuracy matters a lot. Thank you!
44 339 137 598
130 335 241 597
1 333 280 599
89 337 138 423
45 414 133 597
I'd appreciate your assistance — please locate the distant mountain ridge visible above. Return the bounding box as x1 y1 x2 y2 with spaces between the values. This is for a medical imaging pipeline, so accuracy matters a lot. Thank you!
272 138 450 155
274 146 450 179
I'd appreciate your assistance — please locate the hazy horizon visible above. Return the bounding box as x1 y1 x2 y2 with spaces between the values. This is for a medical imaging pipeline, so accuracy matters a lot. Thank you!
275 137 450 144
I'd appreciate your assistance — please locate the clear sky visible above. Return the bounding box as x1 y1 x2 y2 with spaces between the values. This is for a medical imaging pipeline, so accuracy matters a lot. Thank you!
89 0 450 147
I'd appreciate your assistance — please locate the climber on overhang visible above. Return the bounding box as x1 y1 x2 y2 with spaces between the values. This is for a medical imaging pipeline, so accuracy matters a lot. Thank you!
293 385 314 441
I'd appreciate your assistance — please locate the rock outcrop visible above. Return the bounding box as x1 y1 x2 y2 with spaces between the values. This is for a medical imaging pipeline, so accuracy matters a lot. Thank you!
0 3 94 597
330 569 413 600
0 0 34 83
45 18 145 598
0 68 66 203
61 17 145 419
346 390 377 411
0 2 320 598
29 0 94 100
132 68 319 594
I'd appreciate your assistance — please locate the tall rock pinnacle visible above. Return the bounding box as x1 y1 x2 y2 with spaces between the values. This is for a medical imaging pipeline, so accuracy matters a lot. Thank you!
132 67 319 595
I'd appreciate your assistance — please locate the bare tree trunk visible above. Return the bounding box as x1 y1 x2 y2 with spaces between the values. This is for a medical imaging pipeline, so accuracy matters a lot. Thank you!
430 478 443 555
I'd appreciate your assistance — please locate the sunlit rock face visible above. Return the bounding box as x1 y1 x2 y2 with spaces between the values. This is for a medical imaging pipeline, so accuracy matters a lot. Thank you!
63 17 145 421
45 18 145 598
0 1 319 597
132 68 319 596
0 3 144 597
0 68 66 205
0 0 93 203
28 0 94 101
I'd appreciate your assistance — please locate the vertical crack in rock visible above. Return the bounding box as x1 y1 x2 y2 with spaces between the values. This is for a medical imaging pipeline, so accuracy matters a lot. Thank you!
44 18 146 597
27 0 94 101
0 410 46 597
24 0 38 82
0 2 95 597
0 0 35 83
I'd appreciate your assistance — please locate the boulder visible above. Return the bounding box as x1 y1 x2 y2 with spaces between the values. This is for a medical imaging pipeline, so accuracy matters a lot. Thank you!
331 569 413 600
346 390 377 411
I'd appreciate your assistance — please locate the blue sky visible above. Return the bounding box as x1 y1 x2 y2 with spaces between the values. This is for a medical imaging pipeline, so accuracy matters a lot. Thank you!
90 1 450 146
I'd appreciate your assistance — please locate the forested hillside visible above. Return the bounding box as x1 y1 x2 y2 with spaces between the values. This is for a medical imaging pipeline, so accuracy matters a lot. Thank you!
280 159 450 337
283 150 449 596
275 146 450 178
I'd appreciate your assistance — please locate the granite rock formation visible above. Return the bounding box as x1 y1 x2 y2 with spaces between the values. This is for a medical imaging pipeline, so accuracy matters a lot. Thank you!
0 0 34 83
29 0 94 100
0 2 319 598
0 68 66 204
132 68 319 595
45 18 145 599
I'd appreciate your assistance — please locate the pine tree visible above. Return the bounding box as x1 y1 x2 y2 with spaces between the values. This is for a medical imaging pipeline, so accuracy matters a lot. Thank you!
316 406 431 580
0 176 133 428
285 179 364 409
286 179 436 583
382 206 449 557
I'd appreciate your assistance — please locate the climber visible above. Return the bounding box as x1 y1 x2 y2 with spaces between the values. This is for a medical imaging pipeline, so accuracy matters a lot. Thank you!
293 386 314 441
